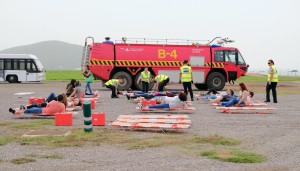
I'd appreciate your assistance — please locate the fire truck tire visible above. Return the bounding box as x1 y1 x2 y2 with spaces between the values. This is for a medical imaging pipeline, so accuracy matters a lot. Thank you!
134 72 155 91
194 84 208 90
206 72 225 91
113 71 132 90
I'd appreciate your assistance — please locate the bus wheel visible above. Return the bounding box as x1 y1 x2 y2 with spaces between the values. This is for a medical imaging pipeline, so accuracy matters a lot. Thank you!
206 72 225 91
113 71 132 90
194 83 208 90
7 75 18 83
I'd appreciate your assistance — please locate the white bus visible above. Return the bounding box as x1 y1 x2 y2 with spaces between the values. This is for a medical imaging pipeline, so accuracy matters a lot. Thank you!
0 54 46 83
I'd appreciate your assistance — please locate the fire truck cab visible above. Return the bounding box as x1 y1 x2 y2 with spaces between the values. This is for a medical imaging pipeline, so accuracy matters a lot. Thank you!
82 37 248 91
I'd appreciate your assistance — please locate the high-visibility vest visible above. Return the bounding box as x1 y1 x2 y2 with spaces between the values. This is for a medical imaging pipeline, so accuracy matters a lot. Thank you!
155 75 168 83
141 71 150 82
105 79 120 86
268 65 278 82
180 65 192 82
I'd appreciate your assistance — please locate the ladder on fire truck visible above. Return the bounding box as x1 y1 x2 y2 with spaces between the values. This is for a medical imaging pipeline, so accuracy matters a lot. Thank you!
81 37 94 70
116 37 210 45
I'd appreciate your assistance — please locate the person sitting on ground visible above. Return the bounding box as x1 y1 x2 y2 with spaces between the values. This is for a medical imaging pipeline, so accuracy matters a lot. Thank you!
220 83 254 107
210 89 236 103
140 92 188 109
66 79 76 97
9 94 66 115
69 81 85 105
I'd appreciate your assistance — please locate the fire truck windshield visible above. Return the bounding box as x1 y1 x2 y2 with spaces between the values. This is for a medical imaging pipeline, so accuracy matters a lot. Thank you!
237 52 246 65
225 50 236 64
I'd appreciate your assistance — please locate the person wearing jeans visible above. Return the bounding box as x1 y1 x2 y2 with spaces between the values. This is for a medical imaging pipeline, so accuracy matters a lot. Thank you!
83 65 94 95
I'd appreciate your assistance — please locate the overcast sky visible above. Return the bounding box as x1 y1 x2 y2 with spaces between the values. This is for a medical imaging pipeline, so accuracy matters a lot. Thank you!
1 0 299 72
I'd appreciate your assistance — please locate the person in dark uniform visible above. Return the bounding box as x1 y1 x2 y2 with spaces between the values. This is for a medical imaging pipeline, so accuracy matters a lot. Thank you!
179 60 194 101
265 59 278 103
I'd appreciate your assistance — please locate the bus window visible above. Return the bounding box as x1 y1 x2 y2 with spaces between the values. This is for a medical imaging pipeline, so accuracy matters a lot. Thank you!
26 60 37 72
5 59 12 70
34 59 44 71
13 59 19 70
0 59 4 70
20 60 25 70
225 50 236 64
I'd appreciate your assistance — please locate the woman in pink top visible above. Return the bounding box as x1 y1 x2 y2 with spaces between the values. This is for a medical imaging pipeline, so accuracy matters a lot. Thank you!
9 94 66 115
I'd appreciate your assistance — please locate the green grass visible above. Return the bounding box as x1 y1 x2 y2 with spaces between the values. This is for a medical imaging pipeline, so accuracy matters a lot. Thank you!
201 149 265 163
10 158 36 164
191 135 241 146
0 121 267 163
0 158 3 163
11 120 54 129
46 70 85 81
0 135 17 146
45 70 300 82
236 74 300 82
26 154 63 159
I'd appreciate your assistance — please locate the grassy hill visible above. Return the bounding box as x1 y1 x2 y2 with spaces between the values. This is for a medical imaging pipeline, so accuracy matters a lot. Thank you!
0 41 83 70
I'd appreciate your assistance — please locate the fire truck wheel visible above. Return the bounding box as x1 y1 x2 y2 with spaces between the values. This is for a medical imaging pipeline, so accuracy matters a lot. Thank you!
206 72 225 91
113 71 132 90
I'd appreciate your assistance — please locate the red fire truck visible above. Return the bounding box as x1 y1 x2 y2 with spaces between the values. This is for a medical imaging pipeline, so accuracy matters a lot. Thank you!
82 37 248 90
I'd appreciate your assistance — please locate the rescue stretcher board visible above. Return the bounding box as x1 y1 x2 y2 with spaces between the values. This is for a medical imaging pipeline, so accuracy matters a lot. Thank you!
212 102 267 106
216 107 275 114
118 115 189 119
66 106 82 111
13 111 78 118
117 118 191 124
111 122 190 129
136 107 195 111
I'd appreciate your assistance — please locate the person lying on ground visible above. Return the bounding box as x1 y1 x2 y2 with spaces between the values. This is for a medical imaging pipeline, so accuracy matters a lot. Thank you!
9 94 66 115
210 89 236 103
198 89 219 100
127 91 178 100
219 83 254 107
139 92 188 109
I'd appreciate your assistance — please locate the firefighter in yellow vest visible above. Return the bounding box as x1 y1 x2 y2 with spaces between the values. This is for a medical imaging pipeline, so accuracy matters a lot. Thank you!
154 74 169 92
265 59 278 103
137 67 151 93
179 60 194 101
105 79 124 98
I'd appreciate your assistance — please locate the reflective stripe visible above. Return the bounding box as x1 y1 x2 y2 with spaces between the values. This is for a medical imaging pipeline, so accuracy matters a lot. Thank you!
141 71 150 82
180 66 192 82
105 79 120 86
268 65 278 82
84 124 93 129
84 117 92 121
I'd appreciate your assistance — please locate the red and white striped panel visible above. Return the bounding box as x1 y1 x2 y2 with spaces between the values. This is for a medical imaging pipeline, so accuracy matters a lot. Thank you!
212 103 267 106
216 107 275 110
111 121 190 129
118 115 189 119
117 118 191 124
137 107 195 111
